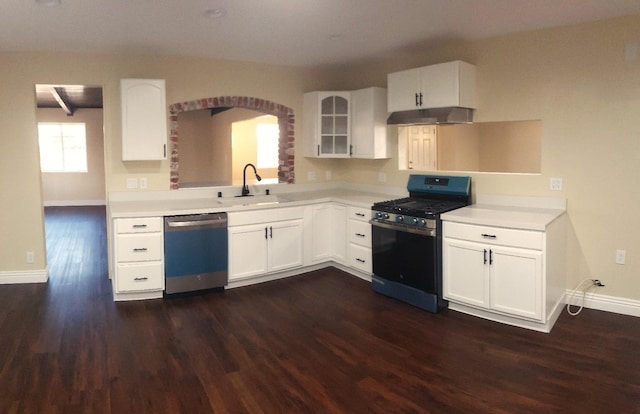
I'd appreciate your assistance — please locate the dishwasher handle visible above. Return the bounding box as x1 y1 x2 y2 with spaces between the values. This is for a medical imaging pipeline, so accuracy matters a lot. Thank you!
165 213 227 231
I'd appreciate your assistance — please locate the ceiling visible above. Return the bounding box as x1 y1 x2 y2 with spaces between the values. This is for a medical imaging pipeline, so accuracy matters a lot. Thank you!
36 85 103 114
3 1 640 69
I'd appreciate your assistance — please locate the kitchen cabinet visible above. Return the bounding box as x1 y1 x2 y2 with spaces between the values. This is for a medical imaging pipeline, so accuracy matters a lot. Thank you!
351 87 389 159
228 207 304 281
309 203 346 265
303 91 351 158
112 217 164 300
121 78 167 161
442 214 565 332
387 61 476 113
346 206 372 274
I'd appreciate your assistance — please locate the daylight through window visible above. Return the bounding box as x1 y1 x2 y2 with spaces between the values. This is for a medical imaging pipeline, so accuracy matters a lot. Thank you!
256 123 279 169
38 123 88 173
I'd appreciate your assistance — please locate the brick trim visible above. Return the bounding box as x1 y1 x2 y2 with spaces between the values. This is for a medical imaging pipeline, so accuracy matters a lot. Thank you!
168 96 295 190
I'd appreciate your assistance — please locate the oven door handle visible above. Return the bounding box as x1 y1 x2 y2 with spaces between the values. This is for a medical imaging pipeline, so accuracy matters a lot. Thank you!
369 219 436 237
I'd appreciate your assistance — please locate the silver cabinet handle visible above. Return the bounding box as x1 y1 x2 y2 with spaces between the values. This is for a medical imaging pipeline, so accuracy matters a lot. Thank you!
133 248 148 252
132 224 148 228
134 277 149 281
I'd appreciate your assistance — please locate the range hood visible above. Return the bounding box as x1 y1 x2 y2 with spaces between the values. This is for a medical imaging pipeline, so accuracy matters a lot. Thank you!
387 107 473 125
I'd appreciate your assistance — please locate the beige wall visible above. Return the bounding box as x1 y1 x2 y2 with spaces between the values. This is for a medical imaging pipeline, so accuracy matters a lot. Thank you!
37 108 106 205
335 15 640 301
2 14 640 304
0 51 335 272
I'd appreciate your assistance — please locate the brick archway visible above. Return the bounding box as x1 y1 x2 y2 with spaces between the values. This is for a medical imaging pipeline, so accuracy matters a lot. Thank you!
168 96 295 190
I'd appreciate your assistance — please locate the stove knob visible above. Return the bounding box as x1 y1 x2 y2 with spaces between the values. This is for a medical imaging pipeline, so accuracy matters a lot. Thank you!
384 213 390 219
395 215 404 223
419 219 427 227
376 212 384 219
412 218 419 225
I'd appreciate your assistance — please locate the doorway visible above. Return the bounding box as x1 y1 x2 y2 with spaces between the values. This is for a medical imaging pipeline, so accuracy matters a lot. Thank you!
35 84 108 284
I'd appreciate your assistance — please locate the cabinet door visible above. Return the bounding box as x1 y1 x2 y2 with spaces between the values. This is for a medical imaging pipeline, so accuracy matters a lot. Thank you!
268 219 304 272
351 87 388 159
332 204 347 263
121 79 167 161
490 246 543 321
387 67 421 112
310 204 333 263
443 238 489 308
319 94 350 157
228 224 268 281
420 61 477 109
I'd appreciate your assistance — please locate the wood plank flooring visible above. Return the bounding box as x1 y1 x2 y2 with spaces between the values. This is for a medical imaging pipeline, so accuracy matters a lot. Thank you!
0 206 638 413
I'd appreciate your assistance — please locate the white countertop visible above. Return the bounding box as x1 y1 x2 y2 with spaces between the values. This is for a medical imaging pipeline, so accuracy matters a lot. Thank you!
441 195 566 231
108 186 396 218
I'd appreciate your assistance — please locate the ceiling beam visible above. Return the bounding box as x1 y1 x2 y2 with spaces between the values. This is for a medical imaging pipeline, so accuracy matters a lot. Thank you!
50 86 76 116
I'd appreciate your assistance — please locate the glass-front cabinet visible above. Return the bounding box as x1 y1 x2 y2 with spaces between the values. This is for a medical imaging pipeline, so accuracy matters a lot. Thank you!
303 91 351 158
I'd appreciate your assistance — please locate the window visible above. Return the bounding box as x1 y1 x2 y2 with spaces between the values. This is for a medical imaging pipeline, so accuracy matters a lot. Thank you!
256 123 279 169
38 123 87 172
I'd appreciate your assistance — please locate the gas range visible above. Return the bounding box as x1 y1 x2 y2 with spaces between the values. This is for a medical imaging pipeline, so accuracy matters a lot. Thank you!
371 175 471 232
370 174 472 313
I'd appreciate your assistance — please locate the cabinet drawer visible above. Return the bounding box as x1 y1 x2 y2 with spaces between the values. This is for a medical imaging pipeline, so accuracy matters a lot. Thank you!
349 244 372 273
347 206 370 222
116 217 163 234
116 262 164 292
116 233 163 262
444 221 543 250
348 219 371 247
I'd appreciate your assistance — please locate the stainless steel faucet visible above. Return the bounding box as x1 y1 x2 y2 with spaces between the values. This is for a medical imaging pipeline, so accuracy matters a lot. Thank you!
241 163 262 196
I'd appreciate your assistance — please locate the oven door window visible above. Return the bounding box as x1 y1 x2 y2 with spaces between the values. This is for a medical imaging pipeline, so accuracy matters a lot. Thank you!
372 225 437 294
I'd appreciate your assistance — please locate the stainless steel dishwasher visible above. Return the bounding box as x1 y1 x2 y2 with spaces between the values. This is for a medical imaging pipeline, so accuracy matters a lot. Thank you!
164 213 228 296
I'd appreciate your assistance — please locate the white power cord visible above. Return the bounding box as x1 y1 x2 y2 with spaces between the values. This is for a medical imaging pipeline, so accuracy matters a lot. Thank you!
566 278 603 316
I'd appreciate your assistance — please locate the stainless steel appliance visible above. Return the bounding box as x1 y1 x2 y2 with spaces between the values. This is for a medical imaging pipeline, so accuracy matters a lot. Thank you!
164 213 228 296
370 175 471 312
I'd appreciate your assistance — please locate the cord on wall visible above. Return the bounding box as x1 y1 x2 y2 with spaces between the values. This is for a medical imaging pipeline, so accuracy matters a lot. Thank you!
566 278 605 316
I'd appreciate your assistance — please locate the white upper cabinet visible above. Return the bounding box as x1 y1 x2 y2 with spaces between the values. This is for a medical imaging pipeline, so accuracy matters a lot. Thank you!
121 79 167 161
351 87 389 159
303 91 351 158
387 61 477 112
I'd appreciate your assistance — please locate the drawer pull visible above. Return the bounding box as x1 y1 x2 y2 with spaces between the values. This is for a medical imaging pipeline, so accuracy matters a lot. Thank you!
133 248 148 252
484 249 487 264
133 277 149 281
132 224 148 229
481 233 497 239
356 258 366 263
355 213 366 217
355 233 366 237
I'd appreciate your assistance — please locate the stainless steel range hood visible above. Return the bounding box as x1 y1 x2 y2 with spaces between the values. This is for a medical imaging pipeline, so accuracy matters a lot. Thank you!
387 107 473 125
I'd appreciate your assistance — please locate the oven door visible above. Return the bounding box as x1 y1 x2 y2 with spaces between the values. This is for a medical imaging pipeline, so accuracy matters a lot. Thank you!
371 220 438 294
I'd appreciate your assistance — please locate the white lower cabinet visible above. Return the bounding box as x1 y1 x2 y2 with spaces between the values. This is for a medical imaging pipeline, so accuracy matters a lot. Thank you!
443 219 564 332
346 206 372 274
228 208 304 282
112 217 164 300
309 203 346 265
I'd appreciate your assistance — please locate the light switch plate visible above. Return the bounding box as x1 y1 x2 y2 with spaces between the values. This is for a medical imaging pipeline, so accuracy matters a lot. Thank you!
550 177 563 191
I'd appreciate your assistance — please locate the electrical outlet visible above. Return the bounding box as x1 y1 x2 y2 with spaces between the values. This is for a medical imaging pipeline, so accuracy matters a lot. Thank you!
126 178 138 189
26 251 34 264
615 249 626 265
139 177 147 189
550 177 563 191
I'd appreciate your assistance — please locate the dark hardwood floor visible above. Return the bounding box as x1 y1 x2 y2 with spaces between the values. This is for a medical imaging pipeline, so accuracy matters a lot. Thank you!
0 206 638 413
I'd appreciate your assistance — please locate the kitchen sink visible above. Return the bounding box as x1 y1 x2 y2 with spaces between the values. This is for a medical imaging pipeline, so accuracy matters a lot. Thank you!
220 194 292 207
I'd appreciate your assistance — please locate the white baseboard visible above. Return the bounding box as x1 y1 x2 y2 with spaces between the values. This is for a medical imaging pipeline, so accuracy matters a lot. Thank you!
43 200 106 207
0 268 49 284
566 290 640 318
